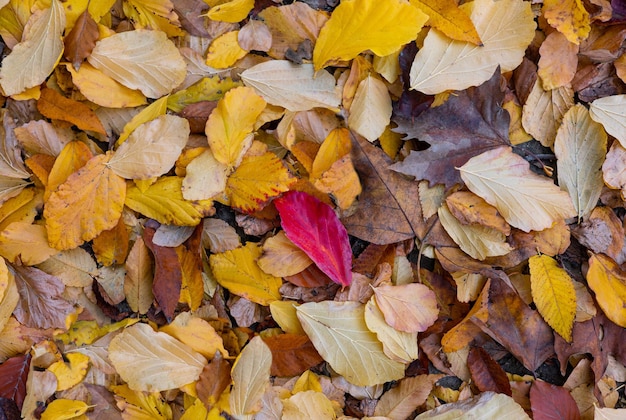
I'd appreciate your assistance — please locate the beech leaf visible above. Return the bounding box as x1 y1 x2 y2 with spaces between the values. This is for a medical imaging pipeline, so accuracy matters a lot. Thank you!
522 81 574 149
415 391 530 419
586 254 626 328
530 380 581 420
230 336 272 416
409 0 535 94
590 95 626 148
296 300 405 386
347 75 392 142
108 323 207 392
63 8 99 70
410 0 481 45
374 374 442 419
274 191 352 287
458 147 577 232
373 283 438 333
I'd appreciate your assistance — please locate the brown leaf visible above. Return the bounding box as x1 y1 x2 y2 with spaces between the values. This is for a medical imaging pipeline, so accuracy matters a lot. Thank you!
11 265 74 329
341 133 429 244
143 223 182 321
0 354 30 411
537 31 579 90
63 9 99 70
445 191 510 235
390 69 510 187
37 88 106 134
196 354 231 409
530 380 581 420
467 347 512 396
92 218 129 266
173 0 210 37
572 207 624 264
263 334 323 377
572 62 626 103
374 374 443 418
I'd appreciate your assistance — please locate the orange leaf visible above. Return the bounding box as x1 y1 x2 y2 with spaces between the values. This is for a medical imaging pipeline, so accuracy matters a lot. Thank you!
92 217 129 266
37 87 106 134
45 141 93 201
586 254 626 328
44 153 126 250
263 334 323 377
373 283 438 333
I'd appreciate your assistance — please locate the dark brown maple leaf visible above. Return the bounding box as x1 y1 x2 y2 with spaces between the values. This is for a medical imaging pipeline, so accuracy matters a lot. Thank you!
390 68 511 187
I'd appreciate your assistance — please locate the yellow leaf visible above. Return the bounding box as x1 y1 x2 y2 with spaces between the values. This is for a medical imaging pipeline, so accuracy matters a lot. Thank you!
109 323 207 392
122 0 184 37
373 50 401 84
226 150 295 213
258 231 313 277
111 384 173 419
61 0 116 32
182 148 229 201
0 222 57 265
55 318 138 346
176 246 204 311
205 0 255 23
410 0 535 94
0 0 36 49
48 352 90 391
0 257 19 334
411 0 482 45
0 187 39 232
230 336 272 416
347 75 392 142
167 76 241 113
590 95 626 148
313 0 428 70
209 242 282 305
313 155 362 210
92 217 129 266
44 153 126 250
282 390 337 419
64 62 147 108
205 30 248 69
311 128 351 179
109 115 190 180
586 254 626 328
529 255 577 341
543 0 590 45
117 96 168 146
46 141 93 201
0 0 65 96
41 399 91 420
125 176 214 226
206 86 266 167
269 300 305 335
160 312 227 359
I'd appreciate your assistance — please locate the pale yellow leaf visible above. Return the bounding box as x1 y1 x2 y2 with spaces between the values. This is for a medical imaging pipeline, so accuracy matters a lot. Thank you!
522 80 575 149
109 115 189 180
37 247 96 288
206 86 266 167
296 300 405 386
602 141 626 197
282 390 337 419
529 255 577 341
160 312 227 359
364 297 419 364
258 231 312 277
373 50 401 84
108 323 207 392
125 176 214 226
595 407 626 420
0 0 65 96
409 0 535 94
313 0 428 70
88 29 186 98
124 237 154 314
0 177 29 206
590 95 626 148
0 222 57 265
238 19 272 52
347 75 392 143
182 148 229 201
415 391 530 419
269 300 305 335
230 336 272 416
64 62 147 108
438 203 513 261
44 153 126 250
458 147 577 232
373 283 439 333
555 104 607 222
206 0 254 23
241 60 341 112
117 96 168 146
0 258 19 334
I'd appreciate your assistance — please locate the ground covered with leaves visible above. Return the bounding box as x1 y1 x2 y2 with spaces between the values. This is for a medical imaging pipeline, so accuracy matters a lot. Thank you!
0 0 625 418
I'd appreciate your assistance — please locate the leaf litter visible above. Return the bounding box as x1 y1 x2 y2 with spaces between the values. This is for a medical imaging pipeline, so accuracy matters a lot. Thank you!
0 0 625 418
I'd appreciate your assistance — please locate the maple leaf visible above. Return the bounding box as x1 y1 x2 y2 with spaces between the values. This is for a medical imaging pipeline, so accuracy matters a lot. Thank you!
391 69 511 187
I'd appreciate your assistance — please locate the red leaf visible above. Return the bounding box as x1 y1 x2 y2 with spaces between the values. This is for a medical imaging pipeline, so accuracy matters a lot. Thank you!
530 380 581 420
467 347 512 396
274 191 352 286
0 354 30 410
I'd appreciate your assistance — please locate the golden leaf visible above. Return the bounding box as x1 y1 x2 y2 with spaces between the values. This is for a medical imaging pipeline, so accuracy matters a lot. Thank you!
205 0 255 23
543 0 590 45
206 86 266 167
122 0 184 37
313 0 428 70
586 254 626 328
117 96 168 146
205 30 248 69
48 352 90 391
226 151 295 213
313 155 362 210
45 141 93 201
209 242 282 305
0 222 57 265
37 88 106 134
125 176 214 226
160 312 227 359
44 153 126 250
411 0 482 45
529 255 577 341
41 399 91 420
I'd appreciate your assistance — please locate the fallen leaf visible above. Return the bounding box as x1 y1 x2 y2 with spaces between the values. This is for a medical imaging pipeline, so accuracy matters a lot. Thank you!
313 0 428 70
92 218 129 266
37 88 106 135
205 0 254 23
0 0 65 96
415 391 530 419
0 222 57 265
45 140 93 202
590 95 626 148
160 312 226 359
201 218 240 253
586 253 626 328
242 61 341 112
196 355 231 409
348 75 392 142
116 96 168 146
109 323 207 392
44 153 126 250
37 247 97 288
445 191 510 235
88 29 186 98
205 30 247 69
238 19 272 52
296 300 405 386
274 191 352 287
373 283 439 333
258 231 312 277
111 383 172 419
572 207 624 263
47 352 90 391
543 0 590 45
13 120 74 157
263 334 323 377
122 0 184 37
313 155 362 210
0 353 30 411
63 8 98 70
530 380 581 420
230 336 272 416
182 149 229 201
538 31 579 90
282 390 336 419
410 0 481 45
374 374 442 419
555 104 607 222
458 146 577 232
40 399 91 420
409 0 535 94
124 237 154 314
209 242 282 305
467 346 512 396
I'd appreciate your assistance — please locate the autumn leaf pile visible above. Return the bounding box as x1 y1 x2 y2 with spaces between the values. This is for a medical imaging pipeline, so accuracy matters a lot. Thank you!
1 0 626 418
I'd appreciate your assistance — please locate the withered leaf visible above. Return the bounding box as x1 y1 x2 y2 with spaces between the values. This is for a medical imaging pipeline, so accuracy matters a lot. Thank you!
37 88 106 134
341 133 430 244
530 380 581 420
262 334 323 377
467 346 512 396
391 69 510 187
63 9 99 71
